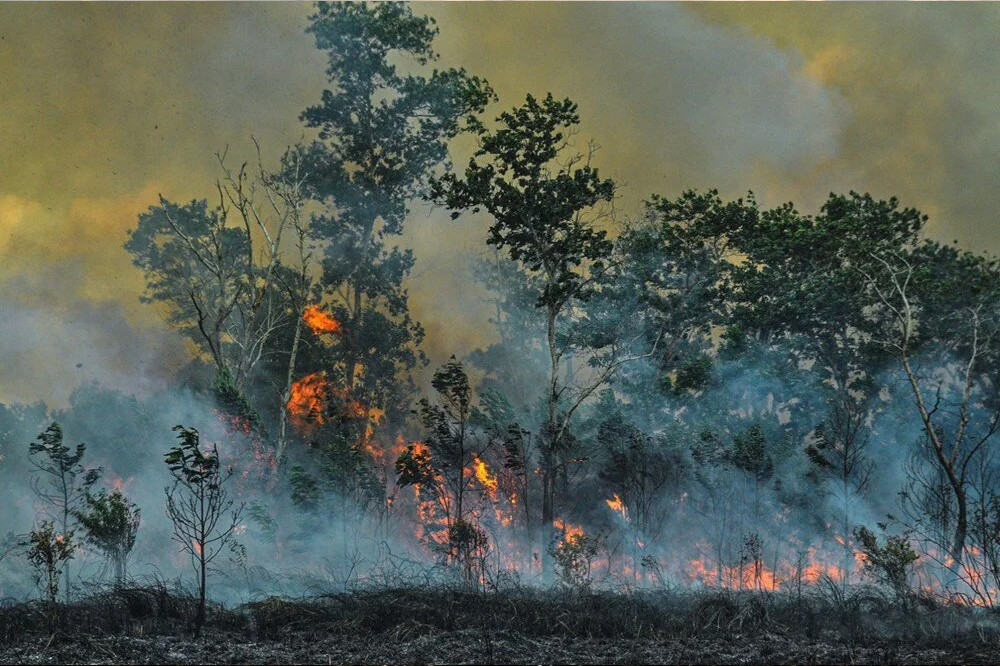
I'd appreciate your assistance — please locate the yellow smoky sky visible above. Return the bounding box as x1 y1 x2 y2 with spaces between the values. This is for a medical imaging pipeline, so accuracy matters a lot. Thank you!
1 2 999 405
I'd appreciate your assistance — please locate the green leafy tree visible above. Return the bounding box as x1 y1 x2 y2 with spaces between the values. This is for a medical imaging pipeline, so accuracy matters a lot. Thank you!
298 1 493 425
607 190 740 419
72 489 141 588
726 192 925 575
164 425 244 638
28 422 101 602
432 93 624 571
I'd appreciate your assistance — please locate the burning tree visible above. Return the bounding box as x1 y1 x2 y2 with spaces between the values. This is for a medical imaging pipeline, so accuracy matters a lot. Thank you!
395 358 491 584
164 425 244 638
28 422 101 602
125 140 311 468
72 488 141 588
433 93 628 574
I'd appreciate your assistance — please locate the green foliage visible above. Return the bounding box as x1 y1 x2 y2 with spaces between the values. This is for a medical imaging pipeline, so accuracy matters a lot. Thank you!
730 424 773 482
72 489 140 587
289 464 322 513
24 520 75 631
164 425 223 488
549 531 600 589
433 92 614 311
446 519 490 586
213 367 260 430
854 526 919 605
299 1 492 423
29 423 101 494
418 357 473 474
394 444 435 489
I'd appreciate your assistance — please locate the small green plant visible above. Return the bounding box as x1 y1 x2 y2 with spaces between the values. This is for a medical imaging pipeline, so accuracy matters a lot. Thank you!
549 531 600 589
24 521 75 633
165 425 244 638
28 422 101 602
73 488 141 587
854 526 919 606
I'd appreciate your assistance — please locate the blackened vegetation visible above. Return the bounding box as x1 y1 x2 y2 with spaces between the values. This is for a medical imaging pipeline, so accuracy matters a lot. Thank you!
0 585 998 665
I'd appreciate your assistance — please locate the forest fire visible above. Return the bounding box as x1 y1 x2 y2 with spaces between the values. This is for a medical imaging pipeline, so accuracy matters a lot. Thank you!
302 305 342 336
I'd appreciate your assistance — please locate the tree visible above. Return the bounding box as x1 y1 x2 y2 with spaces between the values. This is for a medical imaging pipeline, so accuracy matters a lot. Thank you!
608 190 740 422
164 425 244 638
726 192 925 578
298 1 493 425
28 422 101 602
125 143 310 438
23 521 75 634
857 240 1000 565
597 412 685 581
432 93 630 571
72 489 141 588
417 357 475 524
395 357 489 582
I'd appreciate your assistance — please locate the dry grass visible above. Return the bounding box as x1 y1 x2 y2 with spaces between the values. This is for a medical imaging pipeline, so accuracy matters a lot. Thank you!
1 583 999 664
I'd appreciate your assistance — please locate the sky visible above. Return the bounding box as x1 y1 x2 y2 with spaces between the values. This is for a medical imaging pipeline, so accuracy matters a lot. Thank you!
1 1 999 406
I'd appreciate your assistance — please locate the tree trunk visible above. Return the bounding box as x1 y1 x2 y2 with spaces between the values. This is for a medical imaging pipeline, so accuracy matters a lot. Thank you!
276 306 305 465
541 305 559 579
195 553 206 639
952 486 968 566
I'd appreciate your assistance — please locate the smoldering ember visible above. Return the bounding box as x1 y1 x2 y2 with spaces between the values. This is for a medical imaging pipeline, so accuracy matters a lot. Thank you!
2 2 1000 665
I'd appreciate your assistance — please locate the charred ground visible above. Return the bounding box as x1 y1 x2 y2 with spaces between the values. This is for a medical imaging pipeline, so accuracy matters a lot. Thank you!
1 584 998 665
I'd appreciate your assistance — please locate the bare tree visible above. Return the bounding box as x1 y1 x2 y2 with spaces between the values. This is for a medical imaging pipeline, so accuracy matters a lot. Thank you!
164 425 244 638
857 249 1000 564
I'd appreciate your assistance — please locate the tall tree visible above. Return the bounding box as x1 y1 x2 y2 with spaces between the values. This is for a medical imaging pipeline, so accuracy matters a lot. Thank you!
28 422 101 602
725 192 923 577
432 93 631 571
125 143 310 415
299 1 493 424
858 239 1000 564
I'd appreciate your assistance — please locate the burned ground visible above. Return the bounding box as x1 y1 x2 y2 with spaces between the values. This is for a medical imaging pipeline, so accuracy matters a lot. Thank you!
1 585 998 665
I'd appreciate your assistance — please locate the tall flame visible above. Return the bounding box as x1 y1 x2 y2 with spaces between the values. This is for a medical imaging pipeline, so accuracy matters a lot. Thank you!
473 455 498 501
606 493 628 522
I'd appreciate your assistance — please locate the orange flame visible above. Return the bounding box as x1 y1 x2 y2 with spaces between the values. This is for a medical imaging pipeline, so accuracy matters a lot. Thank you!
303 305 341 335
606 494 628 522
287 372 329 430
553 518 585 540
473 455 498 501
